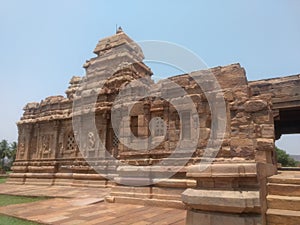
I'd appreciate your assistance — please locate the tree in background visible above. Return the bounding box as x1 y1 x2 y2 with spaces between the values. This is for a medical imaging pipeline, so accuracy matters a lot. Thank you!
9 141 17 162
0 139 17 173
0 140 11 173
275 146 299 167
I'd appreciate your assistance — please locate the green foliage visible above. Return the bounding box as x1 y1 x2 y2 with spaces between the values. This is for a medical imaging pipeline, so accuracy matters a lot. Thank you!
0 139 17 172
275 146 299 167
0 215 41 225
10 141 17 161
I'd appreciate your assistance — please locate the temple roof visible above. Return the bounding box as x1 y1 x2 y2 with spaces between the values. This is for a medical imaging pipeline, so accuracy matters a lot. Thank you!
93 27 135 56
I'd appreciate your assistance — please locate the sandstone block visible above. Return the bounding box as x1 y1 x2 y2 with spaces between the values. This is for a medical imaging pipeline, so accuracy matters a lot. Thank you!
231 137 254 147
261 124 274 138
244 100 268 112
186 210 262 225
257 138 274 151
182 189 261 213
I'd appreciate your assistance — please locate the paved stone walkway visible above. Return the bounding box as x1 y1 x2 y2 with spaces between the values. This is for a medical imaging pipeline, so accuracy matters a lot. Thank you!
0 184 185 225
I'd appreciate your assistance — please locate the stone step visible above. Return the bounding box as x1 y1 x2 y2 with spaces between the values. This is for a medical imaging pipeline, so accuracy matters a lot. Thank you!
111 196 186 209
24 178 53 186
110 185 185 202
7 177 115 188
71 179 111 188
110 191 181 201
268 172 300 185
53 178 73 186
111 185 184 195
267 209 300 225
5 177 25 185
267 195 300 211
267 183 300 197
182 189 261 214
114 176 196 188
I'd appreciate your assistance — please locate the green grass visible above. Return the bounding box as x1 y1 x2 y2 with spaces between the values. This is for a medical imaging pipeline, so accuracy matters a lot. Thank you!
0 194 48 207
0 195 48 224
0 215 41 225
0 177 7 184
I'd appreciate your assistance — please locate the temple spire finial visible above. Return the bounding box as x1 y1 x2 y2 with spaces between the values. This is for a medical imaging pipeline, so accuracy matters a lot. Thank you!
116 26 123 34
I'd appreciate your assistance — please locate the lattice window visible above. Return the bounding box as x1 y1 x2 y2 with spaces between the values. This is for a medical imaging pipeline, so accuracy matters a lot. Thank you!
111 127 119 148
153 116 165 136
66 133 76 150
112 132 119 147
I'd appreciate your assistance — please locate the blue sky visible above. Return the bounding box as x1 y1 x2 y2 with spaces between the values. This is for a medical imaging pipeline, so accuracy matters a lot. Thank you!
0 0 299 154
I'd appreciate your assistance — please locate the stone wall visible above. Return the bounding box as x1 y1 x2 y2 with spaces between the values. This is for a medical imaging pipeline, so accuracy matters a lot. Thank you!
250 75 300 140
10 29 298 224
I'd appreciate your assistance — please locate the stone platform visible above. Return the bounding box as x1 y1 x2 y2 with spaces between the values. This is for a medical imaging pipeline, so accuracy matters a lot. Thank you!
0 184 185 225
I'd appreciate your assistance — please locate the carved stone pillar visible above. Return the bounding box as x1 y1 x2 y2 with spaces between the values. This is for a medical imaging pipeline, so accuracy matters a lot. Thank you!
23 124 34 161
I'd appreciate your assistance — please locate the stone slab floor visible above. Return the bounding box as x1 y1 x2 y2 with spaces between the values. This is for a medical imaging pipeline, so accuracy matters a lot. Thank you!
0 184 185 225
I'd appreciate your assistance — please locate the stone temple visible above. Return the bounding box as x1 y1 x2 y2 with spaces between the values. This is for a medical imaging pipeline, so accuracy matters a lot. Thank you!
8 28 300 225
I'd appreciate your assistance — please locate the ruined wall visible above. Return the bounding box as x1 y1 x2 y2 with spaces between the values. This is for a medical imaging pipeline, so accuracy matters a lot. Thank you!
250 74 300 109
250 75 300 140
179 66 277 225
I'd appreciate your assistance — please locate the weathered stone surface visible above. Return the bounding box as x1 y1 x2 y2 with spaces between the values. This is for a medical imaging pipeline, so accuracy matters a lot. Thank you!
182 189 260 213
244 100 268 112
186 163 257 178
268 183 300 197
267 209 300 225
261 124 275 138
250 76 300 139
265 171 300 225
257 138 274 151
267 195 300 211
186 210 262 225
